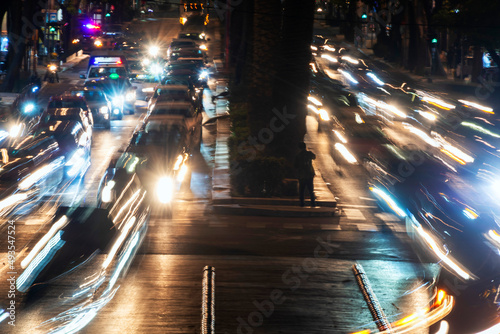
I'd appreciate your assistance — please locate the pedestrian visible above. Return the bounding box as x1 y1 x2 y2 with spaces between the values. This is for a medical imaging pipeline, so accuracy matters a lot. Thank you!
294 142 317 207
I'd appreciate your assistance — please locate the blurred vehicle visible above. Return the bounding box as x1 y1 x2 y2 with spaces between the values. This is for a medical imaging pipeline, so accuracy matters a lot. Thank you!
17 184 149 293
365 144 500 333
64 86 112 129
0 93 41 146
168 48 206 62
41 100 93 140
106 121 192 216
33 120 91 178
45 95 93 129
43 62 60 83
0 134 65 219
167 39 198 58
84 77 137 117
311 35 326 56
147 85 195 110
146 101 202 151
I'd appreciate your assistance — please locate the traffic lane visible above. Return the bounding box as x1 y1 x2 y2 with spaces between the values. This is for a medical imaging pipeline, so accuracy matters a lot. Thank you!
83 213 428 334
127 18 181 49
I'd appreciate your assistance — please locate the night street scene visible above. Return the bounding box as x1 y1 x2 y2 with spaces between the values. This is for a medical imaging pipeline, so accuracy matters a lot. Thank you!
0 0 500 333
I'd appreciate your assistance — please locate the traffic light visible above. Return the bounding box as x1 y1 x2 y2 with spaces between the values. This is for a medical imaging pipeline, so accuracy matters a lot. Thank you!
361 13 367 19
431 38 438 44
106 13 111 17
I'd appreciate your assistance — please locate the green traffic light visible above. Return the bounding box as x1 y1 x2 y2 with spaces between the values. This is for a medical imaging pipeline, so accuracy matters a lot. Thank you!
361 14 367 19
50 27 55 32
431 38 438 43
106 13 111 17
110 73 119 79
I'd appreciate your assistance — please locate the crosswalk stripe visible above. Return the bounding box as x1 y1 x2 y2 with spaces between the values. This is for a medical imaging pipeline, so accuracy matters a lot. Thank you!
375 212 401 222
342 208 366 220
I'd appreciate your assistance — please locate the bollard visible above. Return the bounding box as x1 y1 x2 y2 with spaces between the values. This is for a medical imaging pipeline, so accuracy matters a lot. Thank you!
201 266 215 334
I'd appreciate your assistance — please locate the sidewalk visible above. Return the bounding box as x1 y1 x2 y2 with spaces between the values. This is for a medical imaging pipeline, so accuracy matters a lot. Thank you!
208 76 338 217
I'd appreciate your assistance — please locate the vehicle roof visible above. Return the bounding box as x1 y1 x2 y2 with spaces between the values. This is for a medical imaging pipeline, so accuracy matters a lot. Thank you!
153 101 193 108
155 85 190 90
170 39 197 44
49 95 86 102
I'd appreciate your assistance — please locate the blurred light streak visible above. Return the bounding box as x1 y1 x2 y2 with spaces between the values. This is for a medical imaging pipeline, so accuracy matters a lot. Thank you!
434 320 449 334
338 69 359 84
458 100 494 114
422 97 455 110
321 53 338 63
463 208 478 219
461 121 500 138
369 187 406 217
334 130 348 143
367 72 384 85
334 143 357 164
475 323 500 334
307 96 322 106
21 215 68 269
102 216 136 270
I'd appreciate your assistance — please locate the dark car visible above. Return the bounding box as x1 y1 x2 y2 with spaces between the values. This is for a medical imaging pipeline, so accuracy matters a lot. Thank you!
64 87 112 129
39 105 93 141
0 97 41 146
46 95 94 126
33 120 91 179
84 77 137 117
17 179 149 296
104 121 191 217
0 134 65 218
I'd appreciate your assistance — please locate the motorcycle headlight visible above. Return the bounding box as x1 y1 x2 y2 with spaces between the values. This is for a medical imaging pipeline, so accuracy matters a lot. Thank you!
199 44 207 51
112 96 124 106
125 92 135 101
156 176 174 204
100 106 109 114
49 65 57 71
10 124 23 138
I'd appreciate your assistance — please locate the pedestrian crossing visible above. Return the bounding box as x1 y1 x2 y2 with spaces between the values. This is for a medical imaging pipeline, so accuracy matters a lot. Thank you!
146 217 407 234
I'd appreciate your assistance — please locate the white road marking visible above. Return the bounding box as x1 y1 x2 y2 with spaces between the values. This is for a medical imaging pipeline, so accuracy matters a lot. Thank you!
359 196 377 202
388 223 407 233
320 224 341 230
356 223 379 232
374 212 401 222
342 208 366 220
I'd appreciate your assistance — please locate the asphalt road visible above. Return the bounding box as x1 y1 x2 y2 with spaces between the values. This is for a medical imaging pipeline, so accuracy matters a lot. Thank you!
0 17 435 334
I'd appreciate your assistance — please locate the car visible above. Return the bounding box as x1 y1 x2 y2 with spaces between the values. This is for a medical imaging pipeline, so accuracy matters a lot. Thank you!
46 95 93 125
147 85 196 110
0 134 65 218
108 120 192 212
64 86 112 129
168 48 205 62
167 39 198 57
17 189 149 295
33 120 91 178
146 101 202 151
0 94 41 146
84 77 137 117
39 106 93 141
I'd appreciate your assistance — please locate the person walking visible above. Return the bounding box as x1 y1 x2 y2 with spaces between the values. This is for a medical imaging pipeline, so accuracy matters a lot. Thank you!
294 142 317 207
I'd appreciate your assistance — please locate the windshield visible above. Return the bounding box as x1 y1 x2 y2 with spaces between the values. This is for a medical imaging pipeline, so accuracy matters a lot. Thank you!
88 67 127 78
48 100 86 109
151 107 194 117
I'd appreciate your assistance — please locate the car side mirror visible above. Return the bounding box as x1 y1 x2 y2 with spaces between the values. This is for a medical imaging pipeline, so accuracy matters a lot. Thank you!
80 74 86 79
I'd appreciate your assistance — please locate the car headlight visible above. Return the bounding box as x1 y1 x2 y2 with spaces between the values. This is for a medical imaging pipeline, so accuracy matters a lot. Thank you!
125 92 136 101
142 58 151 66
199 44 207 51
148 45 159 57
94 40 102 47
156 176 174 204
23 103 35 113
199 70 208 79
150 64 162 75
49 65 57 71
112 96 124 105
100 106 109 114
102 180 116 203
10 124 23 138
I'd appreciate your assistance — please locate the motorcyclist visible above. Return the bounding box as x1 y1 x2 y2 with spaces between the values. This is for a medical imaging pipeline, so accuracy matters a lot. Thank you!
43 62 60 83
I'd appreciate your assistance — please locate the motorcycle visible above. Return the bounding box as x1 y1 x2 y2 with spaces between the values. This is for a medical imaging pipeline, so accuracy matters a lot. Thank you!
44 63 60 83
